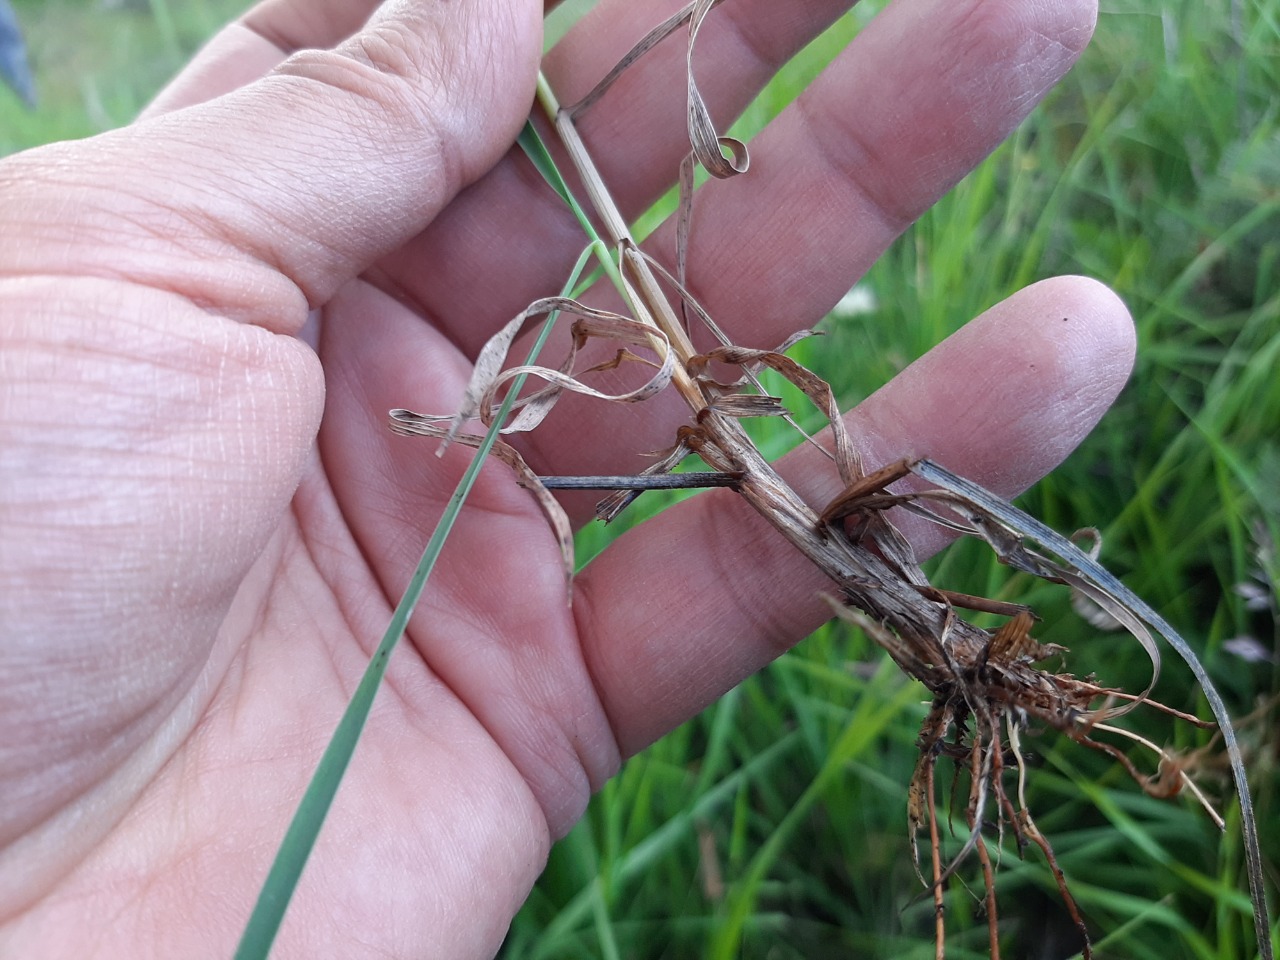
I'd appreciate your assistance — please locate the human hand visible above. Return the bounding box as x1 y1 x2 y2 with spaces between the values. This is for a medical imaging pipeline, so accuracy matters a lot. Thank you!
0 0 1133 956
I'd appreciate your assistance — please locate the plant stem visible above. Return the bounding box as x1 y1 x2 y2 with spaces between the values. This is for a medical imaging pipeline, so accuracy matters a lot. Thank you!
533 71 967 648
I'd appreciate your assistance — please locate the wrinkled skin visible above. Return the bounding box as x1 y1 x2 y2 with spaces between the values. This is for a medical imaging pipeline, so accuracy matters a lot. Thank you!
0 0 1134 956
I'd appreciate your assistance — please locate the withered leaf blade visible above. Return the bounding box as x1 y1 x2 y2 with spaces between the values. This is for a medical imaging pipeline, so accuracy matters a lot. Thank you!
632 246 833 461
820 460 913 524
443 296 677 451
708 394 786 417
687 0 749 179
558 0 746 178
443 295 578 449
675 152 696 298
388 409 575 594
691 343 861 485
564 0 728 118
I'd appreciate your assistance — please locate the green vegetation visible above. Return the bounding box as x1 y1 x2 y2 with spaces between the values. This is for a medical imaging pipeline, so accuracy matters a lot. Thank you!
4 1 1276 957
0 0 248 150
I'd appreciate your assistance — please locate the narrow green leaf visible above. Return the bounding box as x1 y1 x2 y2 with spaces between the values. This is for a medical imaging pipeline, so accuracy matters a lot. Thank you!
518 110 626 304
518 119 573 206
234 246 594 960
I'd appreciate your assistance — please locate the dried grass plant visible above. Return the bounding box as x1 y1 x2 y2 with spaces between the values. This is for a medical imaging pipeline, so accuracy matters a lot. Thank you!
241 3 1274 958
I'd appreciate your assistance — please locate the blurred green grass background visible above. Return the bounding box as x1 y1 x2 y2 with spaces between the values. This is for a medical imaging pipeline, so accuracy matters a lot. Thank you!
3 1 1277 958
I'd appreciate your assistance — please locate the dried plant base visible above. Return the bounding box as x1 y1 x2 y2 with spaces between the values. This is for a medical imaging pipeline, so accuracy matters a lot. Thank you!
823 458 1271 958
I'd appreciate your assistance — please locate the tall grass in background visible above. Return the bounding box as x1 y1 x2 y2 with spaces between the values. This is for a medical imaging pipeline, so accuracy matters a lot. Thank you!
3 1 1276 957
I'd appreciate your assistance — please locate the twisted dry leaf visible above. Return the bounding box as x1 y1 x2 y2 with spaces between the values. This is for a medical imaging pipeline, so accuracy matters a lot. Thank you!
439 295 677 451
389 409 575 589
685 0 749 179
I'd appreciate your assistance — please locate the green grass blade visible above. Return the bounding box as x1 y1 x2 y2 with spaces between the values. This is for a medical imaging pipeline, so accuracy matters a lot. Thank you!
518 119 574 207
518 114 620 297
528 76 631 304
233 245 594 960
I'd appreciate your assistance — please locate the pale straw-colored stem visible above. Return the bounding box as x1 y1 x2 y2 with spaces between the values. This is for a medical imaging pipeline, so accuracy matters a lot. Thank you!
533 72 980 655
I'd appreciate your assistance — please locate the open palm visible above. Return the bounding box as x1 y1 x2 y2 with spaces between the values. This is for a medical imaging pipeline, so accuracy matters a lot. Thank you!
0 0 1134 956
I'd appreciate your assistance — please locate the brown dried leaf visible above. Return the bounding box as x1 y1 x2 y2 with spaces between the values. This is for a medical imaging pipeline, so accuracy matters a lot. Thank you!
687 0 748 179
388 408 575 592
564 0 728 117
707 394 786 417
675 152 697 299
560 0 744 178
629 246 835 463
442 297 677 450
690 344 861 485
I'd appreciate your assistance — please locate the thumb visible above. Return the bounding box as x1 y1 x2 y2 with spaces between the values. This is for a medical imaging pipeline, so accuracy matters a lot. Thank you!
0 0 540 852
1 0 542 330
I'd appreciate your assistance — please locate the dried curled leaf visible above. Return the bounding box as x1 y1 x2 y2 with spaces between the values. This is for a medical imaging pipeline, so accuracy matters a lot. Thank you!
565 0 728 117
686 0 749 179
562 0 747 180
688 343 861 485
628 246 833 462
388 409 575 592
707 393 787 417
441 296 677 451
676 152 696 295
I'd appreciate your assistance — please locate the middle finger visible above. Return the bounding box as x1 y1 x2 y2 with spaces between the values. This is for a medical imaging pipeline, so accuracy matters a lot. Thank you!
372 0 858 349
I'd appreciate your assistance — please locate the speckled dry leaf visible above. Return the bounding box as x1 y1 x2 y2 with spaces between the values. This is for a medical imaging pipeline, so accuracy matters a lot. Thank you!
689 344 860 484
707 393 786 417
561 0 745 182
565 0 727 117
565 1 746 175
632 247 832 460
484 313 678 435
687 0 748 178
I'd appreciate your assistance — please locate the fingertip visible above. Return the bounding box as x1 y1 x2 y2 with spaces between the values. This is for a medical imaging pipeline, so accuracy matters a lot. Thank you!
987 274 1136 433
1042 273 1136 384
